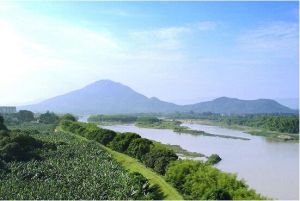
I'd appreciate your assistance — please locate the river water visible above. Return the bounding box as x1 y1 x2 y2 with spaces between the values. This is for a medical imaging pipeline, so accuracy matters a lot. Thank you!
102 123 299 200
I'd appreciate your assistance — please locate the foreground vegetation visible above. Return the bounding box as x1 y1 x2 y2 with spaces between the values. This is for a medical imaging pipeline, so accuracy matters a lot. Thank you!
0 116 163 199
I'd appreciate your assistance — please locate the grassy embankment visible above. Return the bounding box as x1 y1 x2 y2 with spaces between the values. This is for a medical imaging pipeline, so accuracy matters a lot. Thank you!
181 119 299 142
58 127 183 200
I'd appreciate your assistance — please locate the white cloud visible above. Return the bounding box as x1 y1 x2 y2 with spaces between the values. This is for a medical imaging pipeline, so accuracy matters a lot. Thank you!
131 21 216 50
237 21 298 57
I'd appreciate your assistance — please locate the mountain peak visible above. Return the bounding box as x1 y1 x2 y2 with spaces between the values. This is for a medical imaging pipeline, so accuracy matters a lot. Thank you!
19 80 295 114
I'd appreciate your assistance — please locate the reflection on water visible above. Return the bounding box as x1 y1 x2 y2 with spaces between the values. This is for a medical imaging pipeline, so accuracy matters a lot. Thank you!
102 123 299 200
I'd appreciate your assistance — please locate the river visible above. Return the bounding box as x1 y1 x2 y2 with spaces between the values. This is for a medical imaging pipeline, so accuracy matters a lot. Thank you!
102 123 299 200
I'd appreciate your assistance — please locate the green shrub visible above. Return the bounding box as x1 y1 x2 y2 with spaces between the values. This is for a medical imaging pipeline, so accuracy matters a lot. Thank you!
39 112 59 124
60 114 77 122
0 132 44 162
127 138 153 160
144 146 178 175
165 160 264 200
206 154 222 165
109 132 141 152
129 172 164 199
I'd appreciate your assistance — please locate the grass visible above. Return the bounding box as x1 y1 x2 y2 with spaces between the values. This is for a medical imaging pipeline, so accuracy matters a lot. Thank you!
58 127 183 200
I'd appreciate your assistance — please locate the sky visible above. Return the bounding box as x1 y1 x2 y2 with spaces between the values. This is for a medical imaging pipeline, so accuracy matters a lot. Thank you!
0 1 299 106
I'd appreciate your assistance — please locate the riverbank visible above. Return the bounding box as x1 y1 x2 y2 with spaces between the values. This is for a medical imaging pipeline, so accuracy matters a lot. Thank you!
180 119 299 142
135 118 250 140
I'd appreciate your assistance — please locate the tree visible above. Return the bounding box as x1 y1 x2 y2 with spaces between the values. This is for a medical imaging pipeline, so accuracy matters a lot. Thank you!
39 111 59 124
0 116 7 130
60 114 77 122
144 146 178 175
127 138 153 160
109 132 141 152
206 154 222 165
17 110 34 122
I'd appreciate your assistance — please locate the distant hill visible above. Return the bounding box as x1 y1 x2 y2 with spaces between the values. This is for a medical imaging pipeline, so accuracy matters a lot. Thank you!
181 97 296 114
19 80 296 114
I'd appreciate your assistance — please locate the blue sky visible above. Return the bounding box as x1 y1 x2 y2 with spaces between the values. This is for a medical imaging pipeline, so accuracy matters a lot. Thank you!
0 1 298 105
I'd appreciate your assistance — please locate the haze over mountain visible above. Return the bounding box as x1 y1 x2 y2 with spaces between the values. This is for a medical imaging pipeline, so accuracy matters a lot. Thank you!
19 80 296 115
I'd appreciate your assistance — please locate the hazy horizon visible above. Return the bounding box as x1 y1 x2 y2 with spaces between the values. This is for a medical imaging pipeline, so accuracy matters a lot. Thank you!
0 2 299 106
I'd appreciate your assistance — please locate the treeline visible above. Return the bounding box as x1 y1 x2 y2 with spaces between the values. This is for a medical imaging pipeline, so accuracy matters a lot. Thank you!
169 112 299 134
61 118 264 200
88 114 137 123
3 110 60 125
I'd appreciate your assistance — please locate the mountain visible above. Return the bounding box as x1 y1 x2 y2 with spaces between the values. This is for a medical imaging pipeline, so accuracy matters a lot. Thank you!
20 80 178 114
181 97 296 114
19 80 296 114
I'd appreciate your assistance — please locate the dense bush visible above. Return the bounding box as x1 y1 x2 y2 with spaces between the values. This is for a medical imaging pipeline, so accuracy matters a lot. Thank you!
39 111 59 124
129 172 163 199
166 160 264 200
60 114 77 122
206 154 222 165
127 138 153 160
17 110 35 122
109 132 141 152
144 146 178 175
0 130 48 162
0 116 7 130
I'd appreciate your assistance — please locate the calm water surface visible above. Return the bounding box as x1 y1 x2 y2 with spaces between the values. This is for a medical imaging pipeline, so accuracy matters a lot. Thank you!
102 123 299 200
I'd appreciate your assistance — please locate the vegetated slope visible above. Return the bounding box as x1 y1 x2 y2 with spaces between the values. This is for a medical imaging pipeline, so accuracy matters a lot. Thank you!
0 123 162 200
20 80 295 114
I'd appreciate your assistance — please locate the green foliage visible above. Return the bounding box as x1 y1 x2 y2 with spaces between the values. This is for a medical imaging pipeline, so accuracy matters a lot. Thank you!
2 110 35 126
206 154 222 165
0 123 162 200
127 138 153 160
60 114 77 122
0 116 7 130
88 114 137 124
165 160 264 200
39 111 59 124
0 130 46 162
144 146 178 175
108 132 141 152
129 172 164 200
17 110 35 122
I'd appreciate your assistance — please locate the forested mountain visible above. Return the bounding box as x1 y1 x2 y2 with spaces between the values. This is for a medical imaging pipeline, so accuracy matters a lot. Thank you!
19 80 296 114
